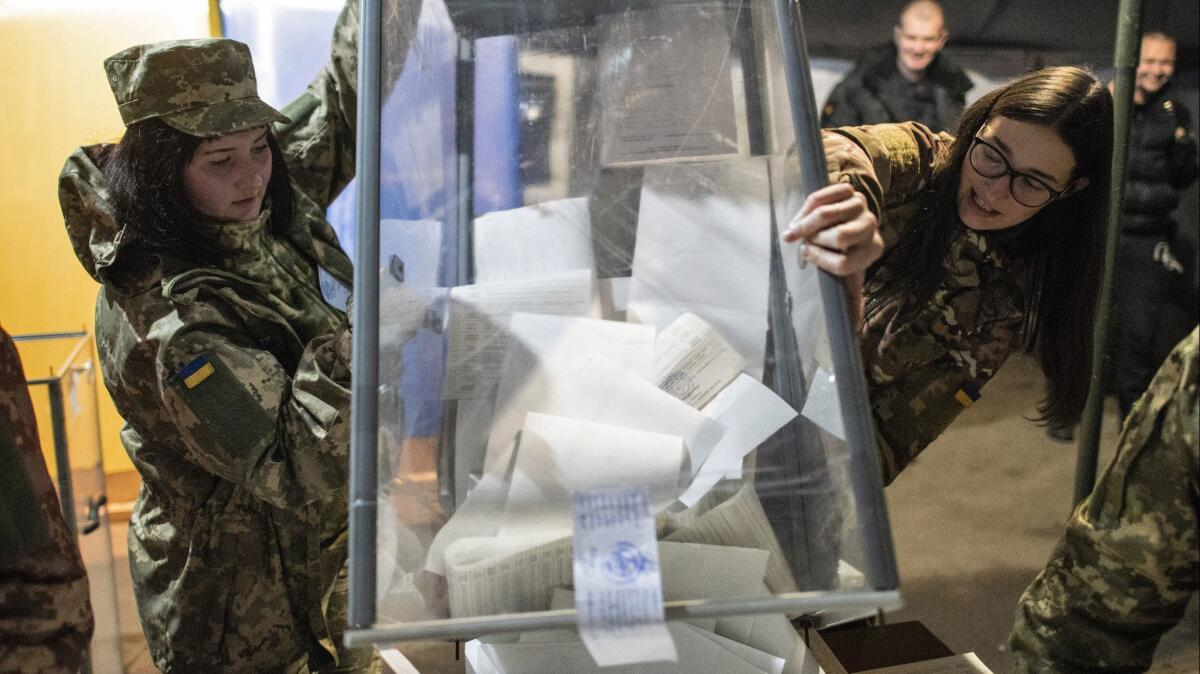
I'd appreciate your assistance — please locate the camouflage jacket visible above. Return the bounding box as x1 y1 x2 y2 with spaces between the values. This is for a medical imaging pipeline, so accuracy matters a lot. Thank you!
1009 327 1199 673
825 123 1027 483
0 326 95 674
58 4 365 672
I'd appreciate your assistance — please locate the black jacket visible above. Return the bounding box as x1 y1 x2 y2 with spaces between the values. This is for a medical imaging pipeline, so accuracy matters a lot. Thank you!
1122 84 1198 236
820 44 973 133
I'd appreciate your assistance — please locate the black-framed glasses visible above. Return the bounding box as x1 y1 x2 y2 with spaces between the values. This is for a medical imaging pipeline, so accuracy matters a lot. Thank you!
968 135 1074 208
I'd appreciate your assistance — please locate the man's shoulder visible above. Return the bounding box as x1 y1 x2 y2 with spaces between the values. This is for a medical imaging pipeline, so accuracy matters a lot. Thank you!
926 53 973 95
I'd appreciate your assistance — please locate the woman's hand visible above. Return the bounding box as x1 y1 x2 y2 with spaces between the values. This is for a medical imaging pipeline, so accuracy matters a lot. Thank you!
782 182 882 277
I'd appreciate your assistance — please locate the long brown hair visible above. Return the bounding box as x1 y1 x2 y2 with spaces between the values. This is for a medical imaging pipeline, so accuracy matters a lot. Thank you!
869 66 1113 425
102 118 295 264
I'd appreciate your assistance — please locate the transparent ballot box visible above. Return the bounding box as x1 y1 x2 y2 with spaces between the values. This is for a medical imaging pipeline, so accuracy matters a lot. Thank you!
346 0 899 657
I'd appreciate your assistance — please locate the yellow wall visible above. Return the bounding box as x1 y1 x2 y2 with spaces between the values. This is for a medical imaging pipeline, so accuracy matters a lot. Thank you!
0 2 214 475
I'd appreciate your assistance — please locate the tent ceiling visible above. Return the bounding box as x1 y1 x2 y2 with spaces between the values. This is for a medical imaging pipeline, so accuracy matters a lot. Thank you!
800 0 1197 63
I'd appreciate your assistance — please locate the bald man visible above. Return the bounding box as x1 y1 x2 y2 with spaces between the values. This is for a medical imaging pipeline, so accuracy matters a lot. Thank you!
821 0 972 132
1111 31 1199 420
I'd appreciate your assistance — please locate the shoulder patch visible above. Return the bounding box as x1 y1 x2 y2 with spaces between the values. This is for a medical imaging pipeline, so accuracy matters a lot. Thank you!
954 383 981 408
179 355 215 389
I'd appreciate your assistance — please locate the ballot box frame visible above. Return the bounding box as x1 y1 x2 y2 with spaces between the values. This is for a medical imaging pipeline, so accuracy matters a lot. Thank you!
347 0 900 643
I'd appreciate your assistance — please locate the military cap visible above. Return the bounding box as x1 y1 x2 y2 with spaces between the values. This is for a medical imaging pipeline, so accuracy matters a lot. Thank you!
104 38 289 138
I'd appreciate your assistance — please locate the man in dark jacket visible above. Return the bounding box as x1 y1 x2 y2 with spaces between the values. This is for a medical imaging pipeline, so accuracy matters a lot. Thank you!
820 0 972 132
1113 31 1199 419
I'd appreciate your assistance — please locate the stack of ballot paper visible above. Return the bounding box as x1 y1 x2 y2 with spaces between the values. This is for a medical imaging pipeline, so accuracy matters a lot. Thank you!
415 306 804 614
374 152 857 656
462 542 813 673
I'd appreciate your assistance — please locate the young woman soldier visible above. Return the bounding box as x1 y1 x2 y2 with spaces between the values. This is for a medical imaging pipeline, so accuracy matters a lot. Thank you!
59 1 416 670
787 66 1113 483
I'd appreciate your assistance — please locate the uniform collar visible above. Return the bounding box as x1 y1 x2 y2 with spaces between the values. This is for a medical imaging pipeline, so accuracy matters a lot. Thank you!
196 207 272 256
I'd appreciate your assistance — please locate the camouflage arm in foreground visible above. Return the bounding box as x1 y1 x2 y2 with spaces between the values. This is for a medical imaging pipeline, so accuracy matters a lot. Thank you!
154 319 354 511
1010 327 1200 673
0 327 93 674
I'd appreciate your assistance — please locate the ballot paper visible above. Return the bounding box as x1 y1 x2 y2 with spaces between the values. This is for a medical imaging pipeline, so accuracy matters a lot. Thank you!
675 373 798 507
572 487 677 667
443 269 595 399
500 413 685 538
653 312 747 409
474 589 800 674
442 538 772 623
658 542 795 664
483 314 656 480
596 5 745 165
628 158 772 378
508 355 726 478
659 541 768 598
467 622 778 674
473 198 593 283
424 473 510 576
444 533 572 618
661 481 799 596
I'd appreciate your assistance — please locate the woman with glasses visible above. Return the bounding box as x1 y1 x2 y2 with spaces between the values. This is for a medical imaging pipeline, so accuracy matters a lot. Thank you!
785 66 1113 483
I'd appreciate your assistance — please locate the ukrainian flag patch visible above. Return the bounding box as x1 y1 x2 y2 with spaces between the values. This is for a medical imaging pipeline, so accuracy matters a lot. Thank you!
179 355 215 389
954 383 981 409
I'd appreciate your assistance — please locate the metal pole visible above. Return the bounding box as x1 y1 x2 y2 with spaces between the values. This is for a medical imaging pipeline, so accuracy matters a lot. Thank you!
349 0 383 629
1074 0 1144 506
770 0 898 590
345 589 902 646
11 330 87 343
47 379 78 538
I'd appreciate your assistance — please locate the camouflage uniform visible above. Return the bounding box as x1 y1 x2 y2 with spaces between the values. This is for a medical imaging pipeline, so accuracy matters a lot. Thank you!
824 123 1027 483
1009 327 1199 672
0 325 95 673
57 2 404 671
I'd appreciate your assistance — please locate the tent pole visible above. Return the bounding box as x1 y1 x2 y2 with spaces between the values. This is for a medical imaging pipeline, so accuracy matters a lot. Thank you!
349 0 383 629
1074 0 1145 506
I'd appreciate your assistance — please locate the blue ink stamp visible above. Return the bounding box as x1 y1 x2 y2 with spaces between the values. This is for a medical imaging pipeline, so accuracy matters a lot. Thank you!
603 540 655 584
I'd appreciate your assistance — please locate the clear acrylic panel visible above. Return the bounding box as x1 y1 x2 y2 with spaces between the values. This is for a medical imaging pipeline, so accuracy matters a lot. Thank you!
358 0 897 647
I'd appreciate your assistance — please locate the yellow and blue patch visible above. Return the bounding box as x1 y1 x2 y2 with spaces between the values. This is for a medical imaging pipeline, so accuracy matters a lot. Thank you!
954 383 981 409
179 355 215 389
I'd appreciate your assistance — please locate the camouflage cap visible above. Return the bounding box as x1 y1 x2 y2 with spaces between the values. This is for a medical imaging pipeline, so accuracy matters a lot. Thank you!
104 38 289 138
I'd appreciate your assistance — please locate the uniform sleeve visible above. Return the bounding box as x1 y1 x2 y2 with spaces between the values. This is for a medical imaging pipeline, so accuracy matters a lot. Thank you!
155 320 354 511
865 292 1024 484
274 0 361 210
1009 330 1200 673
0 328 93 674
824 122 953 247
275 0 423 210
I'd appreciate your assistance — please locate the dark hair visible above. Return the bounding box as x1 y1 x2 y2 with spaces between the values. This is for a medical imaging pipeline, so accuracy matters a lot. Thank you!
869 66 1113 425
102 117 294 263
